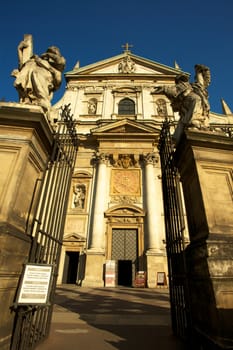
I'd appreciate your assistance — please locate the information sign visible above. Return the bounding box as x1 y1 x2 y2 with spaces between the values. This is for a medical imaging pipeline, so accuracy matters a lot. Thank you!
16 264 53 305
157 272 167 286
105 260 116 287
134 271 146 288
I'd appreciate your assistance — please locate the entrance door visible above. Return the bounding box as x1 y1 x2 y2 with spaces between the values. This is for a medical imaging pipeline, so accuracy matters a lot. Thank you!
118 260 132 286
62 251 79 284
112 229 138 286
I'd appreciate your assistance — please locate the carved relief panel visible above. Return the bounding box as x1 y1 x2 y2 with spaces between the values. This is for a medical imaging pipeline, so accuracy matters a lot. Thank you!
111 169 141 196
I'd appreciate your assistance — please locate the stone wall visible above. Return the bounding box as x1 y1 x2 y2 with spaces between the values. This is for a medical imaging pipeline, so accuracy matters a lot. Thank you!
175 130 233 348
0 104 53 349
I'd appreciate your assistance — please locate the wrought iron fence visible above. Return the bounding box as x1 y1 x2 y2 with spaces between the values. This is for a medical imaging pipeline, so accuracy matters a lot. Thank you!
11 105 78 350
158 120 192 340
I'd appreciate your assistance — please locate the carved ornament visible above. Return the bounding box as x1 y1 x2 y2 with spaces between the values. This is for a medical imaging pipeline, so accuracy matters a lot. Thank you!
118 56 136 74
111 169 141 196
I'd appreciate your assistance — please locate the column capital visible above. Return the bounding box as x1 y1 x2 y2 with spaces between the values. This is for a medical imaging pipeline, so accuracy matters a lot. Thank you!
95 152 110 165
142 152 159 166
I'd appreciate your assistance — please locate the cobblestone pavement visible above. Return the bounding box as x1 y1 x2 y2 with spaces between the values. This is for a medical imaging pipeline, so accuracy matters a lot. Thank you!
36 285 187 350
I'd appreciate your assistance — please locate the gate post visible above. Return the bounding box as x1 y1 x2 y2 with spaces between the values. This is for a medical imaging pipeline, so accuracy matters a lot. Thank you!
0 103 53 350
174 129 233 349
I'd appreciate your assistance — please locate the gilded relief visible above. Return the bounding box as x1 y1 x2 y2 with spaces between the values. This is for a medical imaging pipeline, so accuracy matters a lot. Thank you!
111 169 141 196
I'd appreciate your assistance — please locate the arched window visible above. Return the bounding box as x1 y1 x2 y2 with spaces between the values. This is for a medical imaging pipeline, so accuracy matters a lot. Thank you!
118 98 135 115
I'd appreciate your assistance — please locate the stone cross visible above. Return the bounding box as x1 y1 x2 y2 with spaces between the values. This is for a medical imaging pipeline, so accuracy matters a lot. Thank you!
121 43 133 53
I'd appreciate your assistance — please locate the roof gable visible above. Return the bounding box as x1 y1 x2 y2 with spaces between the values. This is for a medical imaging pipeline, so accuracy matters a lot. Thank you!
66 52 188 77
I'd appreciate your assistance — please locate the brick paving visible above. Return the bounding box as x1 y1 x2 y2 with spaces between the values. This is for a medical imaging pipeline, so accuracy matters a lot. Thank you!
36 285 187 350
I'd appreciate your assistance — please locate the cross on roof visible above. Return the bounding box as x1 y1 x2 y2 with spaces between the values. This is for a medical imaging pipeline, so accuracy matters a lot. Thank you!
121 43 133 53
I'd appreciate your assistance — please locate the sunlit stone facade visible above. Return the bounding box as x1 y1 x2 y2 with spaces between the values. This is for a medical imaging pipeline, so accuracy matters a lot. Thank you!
54 50 231 288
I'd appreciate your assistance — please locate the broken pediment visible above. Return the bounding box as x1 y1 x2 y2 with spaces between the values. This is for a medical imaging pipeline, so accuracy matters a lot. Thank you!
105 204 145 217
65 52 187 77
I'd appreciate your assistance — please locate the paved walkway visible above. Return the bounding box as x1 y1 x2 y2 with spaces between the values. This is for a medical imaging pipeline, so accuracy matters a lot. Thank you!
37 285 187 350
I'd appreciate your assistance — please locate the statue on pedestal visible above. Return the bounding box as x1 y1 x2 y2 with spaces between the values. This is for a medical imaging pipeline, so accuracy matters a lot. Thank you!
154 64 211 131
12 34 66 113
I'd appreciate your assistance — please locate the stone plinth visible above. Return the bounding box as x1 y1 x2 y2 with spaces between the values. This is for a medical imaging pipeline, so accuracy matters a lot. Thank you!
146 251 167 288
175 129 233 349
0 103 53 350
81 250 105 287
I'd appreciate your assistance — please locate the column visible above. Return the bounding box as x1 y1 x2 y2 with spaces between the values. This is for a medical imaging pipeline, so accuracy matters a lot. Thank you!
143 152 162 253
89 152 109 252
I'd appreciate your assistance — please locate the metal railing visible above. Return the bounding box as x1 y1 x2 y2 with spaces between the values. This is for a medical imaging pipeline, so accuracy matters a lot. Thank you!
158 120 192 340
11 105 78 350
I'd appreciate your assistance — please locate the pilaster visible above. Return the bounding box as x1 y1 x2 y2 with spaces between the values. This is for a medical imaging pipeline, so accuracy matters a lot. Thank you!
89 152 109 252
143 152 165 288
143 152 163 253
82 152 109 287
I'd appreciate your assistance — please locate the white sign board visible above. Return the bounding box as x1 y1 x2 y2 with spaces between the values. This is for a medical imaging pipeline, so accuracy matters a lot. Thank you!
17 264 53 305
105 260 116 287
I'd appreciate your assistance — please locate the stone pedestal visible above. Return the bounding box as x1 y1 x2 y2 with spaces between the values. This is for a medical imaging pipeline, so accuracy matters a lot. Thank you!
81 251 105 287
175 129 233 348
146 252 167 288
0 103 53 349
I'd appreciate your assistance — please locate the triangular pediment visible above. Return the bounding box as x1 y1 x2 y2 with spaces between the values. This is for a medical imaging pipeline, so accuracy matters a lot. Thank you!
91 119 159 135
63 233 86 242
66 52 188 77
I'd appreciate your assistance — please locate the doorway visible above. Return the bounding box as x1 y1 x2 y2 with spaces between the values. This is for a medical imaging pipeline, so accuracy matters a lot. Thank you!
111 228 138 287
62 251 79 284
118 260 132 286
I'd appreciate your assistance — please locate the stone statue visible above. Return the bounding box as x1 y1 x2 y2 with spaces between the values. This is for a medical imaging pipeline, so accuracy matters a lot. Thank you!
118 56 135 73
156 98 168 117
88 98 97 114
12 34 66 113
73 184 85 209
154 64 211 130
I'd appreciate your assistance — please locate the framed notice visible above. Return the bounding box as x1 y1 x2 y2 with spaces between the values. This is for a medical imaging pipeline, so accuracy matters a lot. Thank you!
157 272 167 286
105 260 116 287
134 271 146 288
16 264 53 305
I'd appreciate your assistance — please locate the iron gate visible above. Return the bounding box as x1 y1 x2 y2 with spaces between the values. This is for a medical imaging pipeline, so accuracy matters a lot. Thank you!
158 121 192 340
11 104 78 350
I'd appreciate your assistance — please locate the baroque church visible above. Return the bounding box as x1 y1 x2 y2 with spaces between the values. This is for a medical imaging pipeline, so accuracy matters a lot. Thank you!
52 44 231 288
1 37 233 349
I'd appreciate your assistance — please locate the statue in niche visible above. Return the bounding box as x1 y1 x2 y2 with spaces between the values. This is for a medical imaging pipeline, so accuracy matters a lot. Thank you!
73 184 86 209
88 98 97 114
118 56 135 73
156 98 168 117
154 64 211 130
12 34 66 113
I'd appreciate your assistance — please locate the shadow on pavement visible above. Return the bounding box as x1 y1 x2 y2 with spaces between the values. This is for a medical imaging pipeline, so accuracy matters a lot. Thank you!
37 285 187 350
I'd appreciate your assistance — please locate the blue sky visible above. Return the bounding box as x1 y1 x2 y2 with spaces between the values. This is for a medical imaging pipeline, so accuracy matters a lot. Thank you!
1 0 233 114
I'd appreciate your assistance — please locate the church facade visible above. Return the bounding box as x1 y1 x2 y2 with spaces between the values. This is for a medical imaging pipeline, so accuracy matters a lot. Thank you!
54 47 230 288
